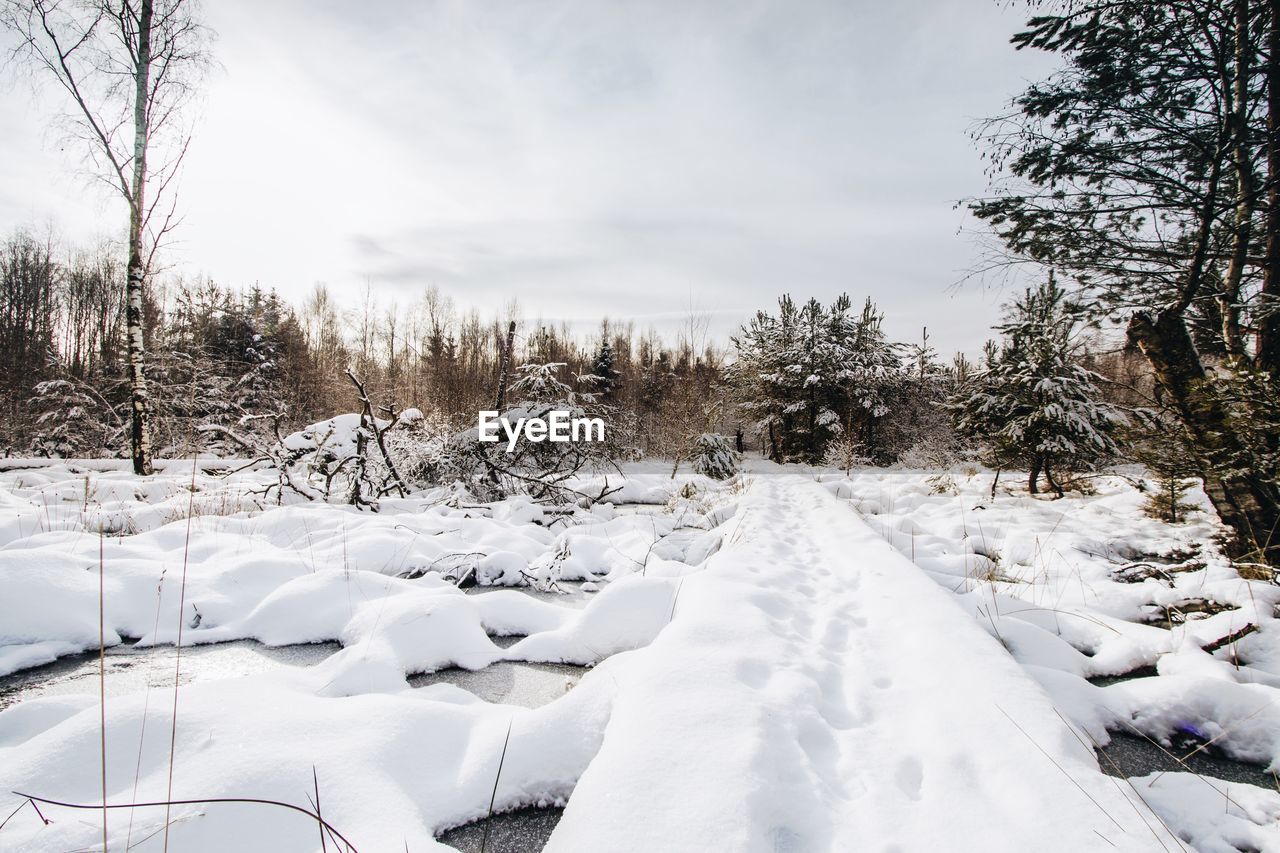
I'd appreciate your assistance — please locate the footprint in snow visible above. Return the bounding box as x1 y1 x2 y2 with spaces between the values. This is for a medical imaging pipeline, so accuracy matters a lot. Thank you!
895 756 923 801
735 659 771 689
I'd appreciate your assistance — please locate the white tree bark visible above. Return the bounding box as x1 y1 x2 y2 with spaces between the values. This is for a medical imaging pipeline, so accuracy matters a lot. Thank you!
126 0 155 475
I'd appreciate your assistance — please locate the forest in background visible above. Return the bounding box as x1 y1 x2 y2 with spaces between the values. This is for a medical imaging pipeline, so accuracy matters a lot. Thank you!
0 225 1152 483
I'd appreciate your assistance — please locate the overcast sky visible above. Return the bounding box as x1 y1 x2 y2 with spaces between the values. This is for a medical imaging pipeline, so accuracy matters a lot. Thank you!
0 0 1057 355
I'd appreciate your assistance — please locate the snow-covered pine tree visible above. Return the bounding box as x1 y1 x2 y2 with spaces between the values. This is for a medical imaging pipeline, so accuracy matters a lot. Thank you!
229 289 289 430
691 432 738 480
730 294 902 464
784 296 845 461
838 298 900 458
729 295 797 461
946 277 1124 496
30 375 126 457
590 336 619 402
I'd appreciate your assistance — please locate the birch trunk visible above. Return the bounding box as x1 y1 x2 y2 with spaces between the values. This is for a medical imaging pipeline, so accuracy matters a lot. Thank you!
125 0 154 475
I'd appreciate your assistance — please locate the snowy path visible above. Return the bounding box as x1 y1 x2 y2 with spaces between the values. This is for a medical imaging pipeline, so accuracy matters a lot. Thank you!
551 469 1177 852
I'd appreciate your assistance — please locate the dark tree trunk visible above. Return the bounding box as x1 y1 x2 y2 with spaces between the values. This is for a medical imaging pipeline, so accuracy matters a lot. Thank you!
1220 0 1254 360
1129 310 1280 563
1044 462 1064 499
1028 456 1042 495
1262 0 1280 376
494 319 515 411
807 388 818 462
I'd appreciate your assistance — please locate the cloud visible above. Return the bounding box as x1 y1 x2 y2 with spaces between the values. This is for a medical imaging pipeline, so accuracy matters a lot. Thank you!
2 0 1055 355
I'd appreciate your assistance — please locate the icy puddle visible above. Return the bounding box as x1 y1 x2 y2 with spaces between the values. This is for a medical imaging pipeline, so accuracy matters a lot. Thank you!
1096 730 1280 789
438 806 564 853
411 660 584 708
1 634 588 712
411 635 587 708
1085 670 1280 788
611 502 668 516
0 639 338 711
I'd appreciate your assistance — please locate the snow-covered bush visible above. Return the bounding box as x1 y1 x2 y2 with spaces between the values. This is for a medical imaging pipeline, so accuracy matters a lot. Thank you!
896 439 967 470
691 433 738 480
433 362 628 504
823 433 869 476
279 407 422 502
29 377 125 457
381 411 452 484
198 374 426 508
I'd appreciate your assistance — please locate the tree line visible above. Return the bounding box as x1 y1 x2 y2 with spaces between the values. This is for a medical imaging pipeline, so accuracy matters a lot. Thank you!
0 227 728 462
0 224 1138 478
0 223 1245 547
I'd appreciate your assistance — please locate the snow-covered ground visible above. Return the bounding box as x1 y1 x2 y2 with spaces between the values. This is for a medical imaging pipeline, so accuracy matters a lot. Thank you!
824 466 1280 850
0 460 1278 850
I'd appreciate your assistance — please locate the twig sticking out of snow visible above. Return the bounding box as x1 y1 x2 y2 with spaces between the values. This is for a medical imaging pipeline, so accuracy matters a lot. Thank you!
8 791 361 852
480 719 515 853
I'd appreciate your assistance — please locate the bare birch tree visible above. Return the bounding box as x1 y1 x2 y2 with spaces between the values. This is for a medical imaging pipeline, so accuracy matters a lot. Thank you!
2 0 212 473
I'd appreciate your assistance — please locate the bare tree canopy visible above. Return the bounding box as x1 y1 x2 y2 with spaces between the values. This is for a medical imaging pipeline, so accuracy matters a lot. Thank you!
2 0 212 474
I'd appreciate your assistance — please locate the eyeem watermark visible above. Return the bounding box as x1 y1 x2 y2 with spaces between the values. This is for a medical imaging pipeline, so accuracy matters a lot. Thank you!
478 410 606 452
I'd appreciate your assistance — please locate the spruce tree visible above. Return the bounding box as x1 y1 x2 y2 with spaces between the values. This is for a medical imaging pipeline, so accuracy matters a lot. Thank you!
948 277 1124 496
730 294 902 463
590 337 619 402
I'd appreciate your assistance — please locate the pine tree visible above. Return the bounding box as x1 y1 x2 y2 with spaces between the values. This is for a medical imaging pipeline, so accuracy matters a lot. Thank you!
730 294 903 463
970 0 1280 559
947 277 1124 496
1130 415 1201 523
839 298 900 455
691 432 738 480
883 328 961 465
590 337 619 401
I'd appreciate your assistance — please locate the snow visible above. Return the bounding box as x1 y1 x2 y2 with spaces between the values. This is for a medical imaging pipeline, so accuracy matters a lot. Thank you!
550 470 1171 852
1133 772 1280 853
510 576 679 665
1 459 1277 850
0 463 707 674
0 653 620 851
825 464 1280 845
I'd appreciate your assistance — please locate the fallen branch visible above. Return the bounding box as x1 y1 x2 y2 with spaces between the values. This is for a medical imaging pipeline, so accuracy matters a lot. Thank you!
196 423 323 503
1201 623 1260 655
345 368 407 499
